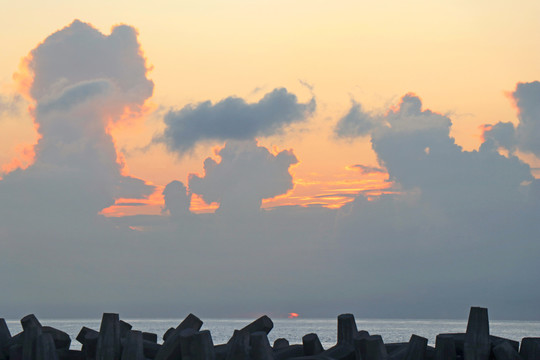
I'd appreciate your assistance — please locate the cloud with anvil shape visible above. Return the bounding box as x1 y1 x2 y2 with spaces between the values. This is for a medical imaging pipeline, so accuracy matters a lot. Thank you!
157 88 316 155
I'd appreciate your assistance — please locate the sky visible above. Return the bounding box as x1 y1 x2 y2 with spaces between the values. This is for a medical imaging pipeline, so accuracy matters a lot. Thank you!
0 1 539 320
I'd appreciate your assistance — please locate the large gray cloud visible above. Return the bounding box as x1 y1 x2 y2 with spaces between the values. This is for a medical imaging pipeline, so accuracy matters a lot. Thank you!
1 19 539 321
330 92 539 318
0 19 154 220
189 140 298 214
336 93 533 210
512 81 540 157
482 81 540 159
157 89 316 154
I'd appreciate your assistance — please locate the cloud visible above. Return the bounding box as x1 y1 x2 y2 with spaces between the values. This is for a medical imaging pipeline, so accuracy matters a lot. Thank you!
330 92 540 318
162 180 191 217
334 100 377 138
482 122 517 154
349 164 386 175
26 20 153 108
188 140 297 214
1 19 539 320
511 81 540 157
0 19 154 220
157 88 316 154
0 94 23 118
480 81 540 159
336 93 533 211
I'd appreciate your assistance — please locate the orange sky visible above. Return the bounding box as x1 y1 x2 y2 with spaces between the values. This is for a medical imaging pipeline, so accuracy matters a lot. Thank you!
1 0 539 215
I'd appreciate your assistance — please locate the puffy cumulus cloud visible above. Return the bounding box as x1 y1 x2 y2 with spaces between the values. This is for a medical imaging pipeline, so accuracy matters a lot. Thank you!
511 81 540 157
157 88 316 154
0 20 154 221
330 91 539 318
189 140 297 214
334 100 377 138
162 180 191 217
336 93 532 211
482 122 517 154
26 19 153 110
480 81 540 159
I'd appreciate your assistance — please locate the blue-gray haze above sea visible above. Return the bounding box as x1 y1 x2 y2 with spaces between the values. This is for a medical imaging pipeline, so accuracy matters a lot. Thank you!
5 318 540 350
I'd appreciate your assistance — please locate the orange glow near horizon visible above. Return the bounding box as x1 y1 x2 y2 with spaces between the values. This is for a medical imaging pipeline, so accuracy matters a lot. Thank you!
97 166 393 217
99 186 165 217
189 193 220 214
288 313 299 318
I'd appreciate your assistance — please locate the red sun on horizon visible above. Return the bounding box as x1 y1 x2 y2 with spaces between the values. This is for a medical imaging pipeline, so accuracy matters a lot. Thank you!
288 313 299 318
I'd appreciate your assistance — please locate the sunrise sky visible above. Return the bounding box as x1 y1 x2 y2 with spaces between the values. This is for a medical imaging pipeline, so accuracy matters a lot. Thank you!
0 1 539 319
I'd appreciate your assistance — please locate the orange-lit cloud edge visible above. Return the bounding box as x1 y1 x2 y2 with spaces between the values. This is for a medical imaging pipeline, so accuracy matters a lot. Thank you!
4 20 394 218
101 139 395 217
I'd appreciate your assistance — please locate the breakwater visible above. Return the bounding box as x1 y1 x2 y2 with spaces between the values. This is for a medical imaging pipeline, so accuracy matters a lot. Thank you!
0 307 538 360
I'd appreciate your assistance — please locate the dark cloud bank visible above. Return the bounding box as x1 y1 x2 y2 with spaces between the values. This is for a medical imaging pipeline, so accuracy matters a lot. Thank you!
0 21 539 320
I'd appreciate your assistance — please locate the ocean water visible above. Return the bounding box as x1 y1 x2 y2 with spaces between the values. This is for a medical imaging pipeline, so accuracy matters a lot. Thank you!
5 318 540 350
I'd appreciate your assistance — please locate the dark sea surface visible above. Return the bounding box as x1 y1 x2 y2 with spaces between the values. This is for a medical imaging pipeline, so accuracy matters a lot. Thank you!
6 318 540 350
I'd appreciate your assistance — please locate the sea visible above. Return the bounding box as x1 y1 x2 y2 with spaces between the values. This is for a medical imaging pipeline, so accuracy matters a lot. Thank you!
5 318 540 350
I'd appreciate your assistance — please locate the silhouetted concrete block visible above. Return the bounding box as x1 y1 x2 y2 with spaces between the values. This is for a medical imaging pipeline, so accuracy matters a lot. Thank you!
225 330 249 360
35 333 58 360
405 335 428 360
273 339 289 351
490 337 518 353
121 330 144 360
492 341 520 360
241 316 274 336
337 314 358 346
386 343 408 355
302 333 324 356
177 314 204 333
358 331 370 340
435 334 456 360
10 343 23 360
96 313 121 360
21 315 42 332
274 345 304 360
81 332 98 360
0 319 11 347
76 328 98 346
180 330 215 360
426 346 436 360
322 344 355 360
0 319 11 360
119 321 132 340
437 334 465 357
142 333 157 343
42 327 71 351
143 340 161 359
464 307 490 360
163 328 175 342
214 344 229 360
520 338 540 360
155 328 195 360
355 334 388 360
250 332 274 360
57 350 85 360
22 322 42 360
